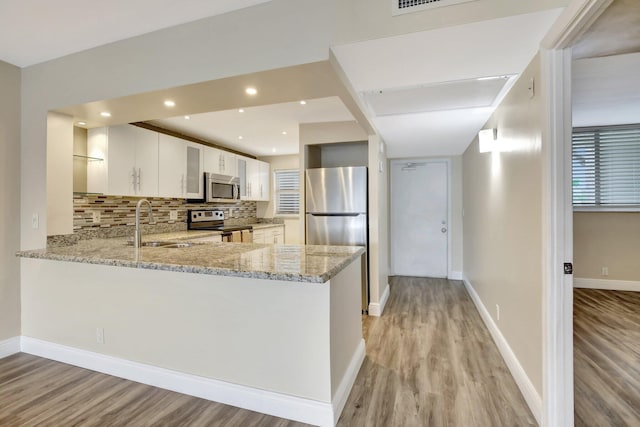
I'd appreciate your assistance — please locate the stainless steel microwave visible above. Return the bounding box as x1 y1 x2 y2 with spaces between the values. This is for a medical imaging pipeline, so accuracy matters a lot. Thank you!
205 172 240 203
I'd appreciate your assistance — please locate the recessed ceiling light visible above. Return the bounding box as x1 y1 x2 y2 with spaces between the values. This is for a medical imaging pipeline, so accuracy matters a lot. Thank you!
184 115 190 120
245 87 257 96
282 131 287 135
164 100 176 107
238 108 245 113
238 136 244 140
299 100 307 105
77 121 87 126
100 112 111 117
272 148 277 153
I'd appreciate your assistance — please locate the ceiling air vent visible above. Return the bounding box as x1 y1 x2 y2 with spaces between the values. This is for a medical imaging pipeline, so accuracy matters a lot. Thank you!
393 0 479 16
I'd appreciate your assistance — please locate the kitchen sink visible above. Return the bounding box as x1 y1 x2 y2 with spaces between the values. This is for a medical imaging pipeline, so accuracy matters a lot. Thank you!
127 241 192 248
160 242 192 248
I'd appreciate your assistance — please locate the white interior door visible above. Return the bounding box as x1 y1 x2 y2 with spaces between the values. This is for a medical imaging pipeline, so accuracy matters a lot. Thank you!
391 160 448 277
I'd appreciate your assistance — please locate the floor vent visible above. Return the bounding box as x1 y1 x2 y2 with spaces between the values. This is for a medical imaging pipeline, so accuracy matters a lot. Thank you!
393 0 478 16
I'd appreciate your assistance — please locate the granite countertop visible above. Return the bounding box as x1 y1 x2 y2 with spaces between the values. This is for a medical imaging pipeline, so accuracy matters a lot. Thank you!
250 223 285 230
16 237 365 283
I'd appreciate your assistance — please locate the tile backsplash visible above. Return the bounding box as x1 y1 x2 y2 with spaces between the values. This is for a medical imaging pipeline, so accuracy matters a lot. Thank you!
73 194 256 231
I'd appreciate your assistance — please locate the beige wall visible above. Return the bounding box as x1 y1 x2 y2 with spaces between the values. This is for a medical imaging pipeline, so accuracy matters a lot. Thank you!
462 54 543 394
21 258 347 402
574 212 640 281
73 127 88 193
0 60 21 341
46 112 74 236
367 136 389 307
257 154 302 244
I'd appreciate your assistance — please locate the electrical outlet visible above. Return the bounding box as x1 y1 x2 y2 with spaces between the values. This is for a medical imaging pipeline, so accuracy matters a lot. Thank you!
96 327 105 344
496 304 500 321
31 213 39 229
169 210 178 221
92 211 101 223
602 267 609 276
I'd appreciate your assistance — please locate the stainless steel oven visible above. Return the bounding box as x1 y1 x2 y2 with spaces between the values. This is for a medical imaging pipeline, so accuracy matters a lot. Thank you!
205 172 240 203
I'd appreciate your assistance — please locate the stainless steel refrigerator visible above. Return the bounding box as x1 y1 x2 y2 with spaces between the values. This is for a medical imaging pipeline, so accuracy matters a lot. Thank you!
306 166 369 311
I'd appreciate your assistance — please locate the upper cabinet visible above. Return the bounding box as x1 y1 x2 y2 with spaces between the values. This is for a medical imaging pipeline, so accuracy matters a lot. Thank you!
239 156 270 201
87 124 256 201
185 142 204 199
203 146 237 177
87 125 159 197
158 134 187 198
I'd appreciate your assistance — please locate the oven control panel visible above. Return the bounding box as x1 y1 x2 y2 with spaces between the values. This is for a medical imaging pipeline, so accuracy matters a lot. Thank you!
189 209 224 223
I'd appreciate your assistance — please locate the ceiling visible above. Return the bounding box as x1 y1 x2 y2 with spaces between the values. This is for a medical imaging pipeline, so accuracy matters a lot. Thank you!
0 0 272 67
332 8 564 158
9 2 567 159
151 97 354 157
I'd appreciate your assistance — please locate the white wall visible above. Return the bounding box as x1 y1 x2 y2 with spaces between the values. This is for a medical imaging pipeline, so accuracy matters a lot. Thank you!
46 112 74 236
0 60 21 341
20 0 335 250
257 154 302 244
463 54 543 394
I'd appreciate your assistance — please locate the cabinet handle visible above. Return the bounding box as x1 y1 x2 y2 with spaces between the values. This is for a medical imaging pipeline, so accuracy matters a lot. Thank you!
137 168 141 192
131 167 137 191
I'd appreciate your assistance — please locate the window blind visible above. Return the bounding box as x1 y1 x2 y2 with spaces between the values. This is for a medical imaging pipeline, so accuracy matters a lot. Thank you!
572 125 640 207
274 170 300 215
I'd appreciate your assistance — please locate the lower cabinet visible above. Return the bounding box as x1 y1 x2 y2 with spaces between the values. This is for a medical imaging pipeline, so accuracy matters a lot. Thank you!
252 226 284 244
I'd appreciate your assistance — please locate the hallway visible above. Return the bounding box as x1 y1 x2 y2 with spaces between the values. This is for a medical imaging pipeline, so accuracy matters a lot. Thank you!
0 277 534 426
338 277 535 426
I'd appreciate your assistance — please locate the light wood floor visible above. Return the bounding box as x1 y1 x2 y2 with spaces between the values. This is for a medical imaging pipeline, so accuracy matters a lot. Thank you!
574 288 640 427
0 277 535 426
338 276 535 426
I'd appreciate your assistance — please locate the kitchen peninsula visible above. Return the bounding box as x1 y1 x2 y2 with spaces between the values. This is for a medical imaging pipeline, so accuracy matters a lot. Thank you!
17 238 365 427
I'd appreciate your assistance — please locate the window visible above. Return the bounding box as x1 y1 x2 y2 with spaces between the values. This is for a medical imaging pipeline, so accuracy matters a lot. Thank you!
274 169 300 215
572 124 640 209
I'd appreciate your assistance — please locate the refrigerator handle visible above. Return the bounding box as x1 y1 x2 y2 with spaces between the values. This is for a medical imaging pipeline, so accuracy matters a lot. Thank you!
308 213 362 217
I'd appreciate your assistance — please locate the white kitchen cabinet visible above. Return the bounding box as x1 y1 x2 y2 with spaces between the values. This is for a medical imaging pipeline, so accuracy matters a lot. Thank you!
87 125 158 197
158 134 187 198
251 229 266 244
185 142 204 199
272 226 284 244
203 147 237 177
241 158 270 201
252 225 284 244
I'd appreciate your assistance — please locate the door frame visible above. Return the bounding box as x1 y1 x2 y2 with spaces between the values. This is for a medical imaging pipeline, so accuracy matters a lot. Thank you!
389 157 452 278
540 1 613 425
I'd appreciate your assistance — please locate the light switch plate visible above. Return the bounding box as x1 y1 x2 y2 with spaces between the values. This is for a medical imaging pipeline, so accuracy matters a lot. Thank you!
169 210 178 221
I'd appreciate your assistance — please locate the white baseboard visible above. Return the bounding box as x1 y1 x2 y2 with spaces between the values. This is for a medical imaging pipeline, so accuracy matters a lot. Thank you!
574 278 640 292
462 276 542 425
20 337 336 427
449 271 463 280
331 339 365 424
368 283 390 317
0 336 21 359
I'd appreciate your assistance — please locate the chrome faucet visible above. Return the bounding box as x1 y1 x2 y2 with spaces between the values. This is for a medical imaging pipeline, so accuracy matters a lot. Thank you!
134 199 156 248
